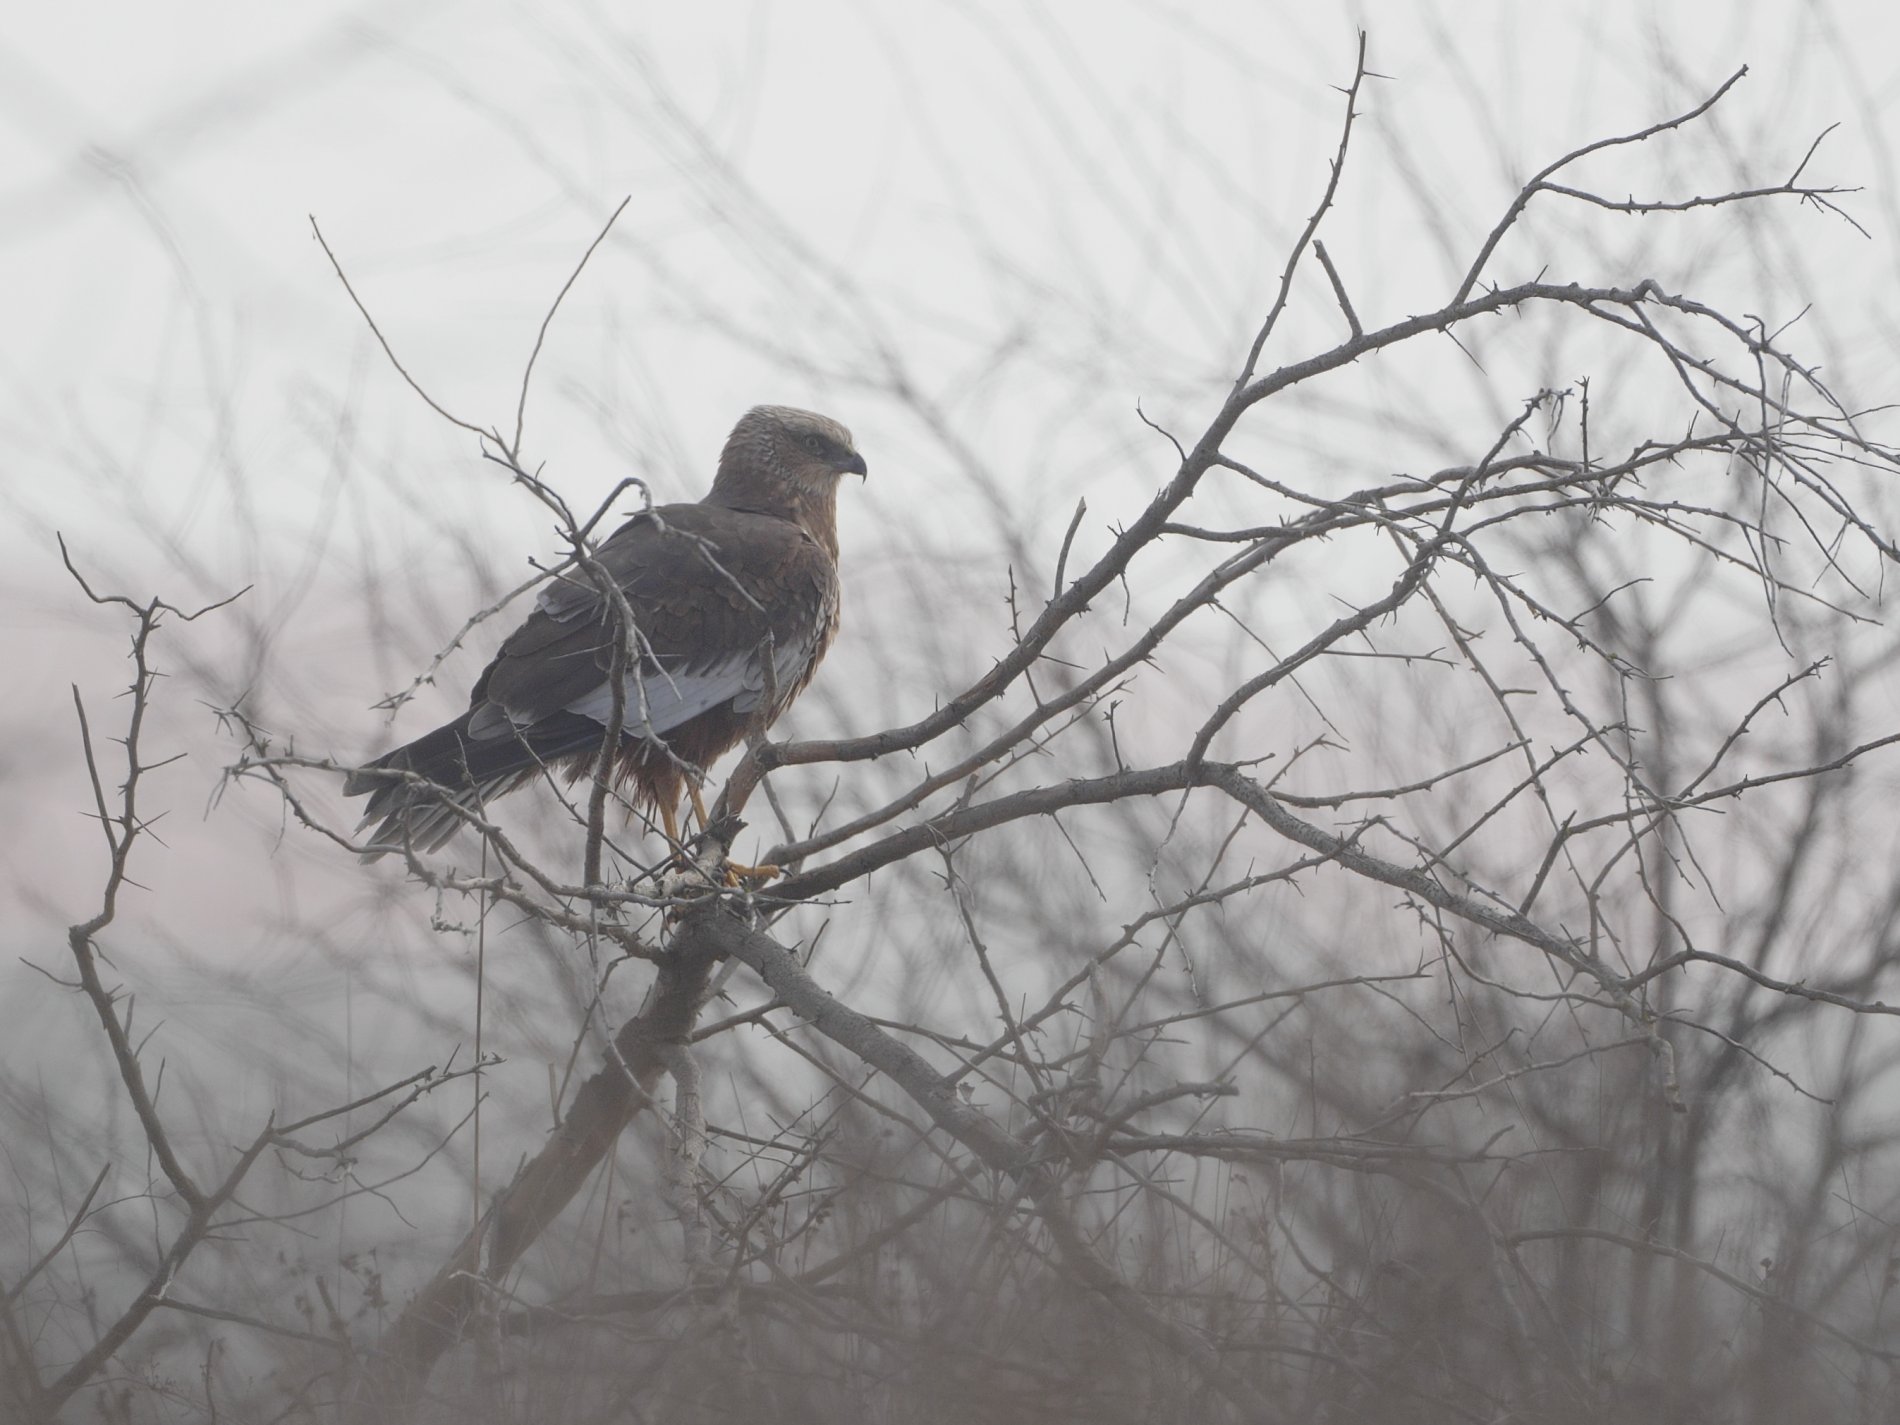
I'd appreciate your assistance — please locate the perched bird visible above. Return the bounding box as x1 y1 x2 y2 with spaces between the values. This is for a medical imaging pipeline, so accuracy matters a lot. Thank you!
346 405 865 859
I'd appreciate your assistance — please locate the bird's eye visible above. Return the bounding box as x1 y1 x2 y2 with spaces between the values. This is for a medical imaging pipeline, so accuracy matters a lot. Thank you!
801 434 826 455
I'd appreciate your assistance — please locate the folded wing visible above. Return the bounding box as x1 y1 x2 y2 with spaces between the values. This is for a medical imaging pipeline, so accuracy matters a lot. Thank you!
346 504 838 856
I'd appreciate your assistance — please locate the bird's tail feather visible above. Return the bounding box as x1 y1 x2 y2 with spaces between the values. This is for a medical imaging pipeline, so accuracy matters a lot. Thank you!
344 710 618 860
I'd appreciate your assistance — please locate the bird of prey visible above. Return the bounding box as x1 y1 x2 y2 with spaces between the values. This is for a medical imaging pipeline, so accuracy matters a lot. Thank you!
345 405 865 860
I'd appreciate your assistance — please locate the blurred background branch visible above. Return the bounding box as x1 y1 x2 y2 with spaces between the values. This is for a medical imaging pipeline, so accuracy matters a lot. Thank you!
7 6 1900 1422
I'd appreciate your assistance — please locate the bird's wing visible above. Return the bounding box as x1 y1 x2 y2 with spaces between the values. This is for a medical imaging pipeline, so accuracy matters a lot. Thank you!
464 503 836 744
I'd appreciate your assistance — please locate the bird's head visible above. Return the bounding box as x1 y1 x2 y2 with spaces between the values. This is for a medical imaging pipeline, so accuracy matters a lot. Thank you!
720 405 868 497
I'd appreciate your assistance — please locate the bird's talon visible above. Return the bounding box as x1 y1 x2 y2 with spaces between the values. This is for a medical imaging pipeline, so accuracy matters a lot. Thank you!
722 860 782 888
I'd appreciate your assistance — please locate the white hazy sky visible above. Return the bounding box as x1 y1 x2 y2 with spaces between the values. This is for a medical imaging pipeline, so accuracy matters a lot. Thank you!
4 0 1899 979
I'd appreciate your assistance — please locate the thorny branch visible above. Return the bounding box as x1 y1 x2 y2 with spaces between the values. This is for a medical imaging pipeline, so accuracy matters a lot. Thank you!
24 553 459 1421
28 39 1897 1424
297 48 1900 1417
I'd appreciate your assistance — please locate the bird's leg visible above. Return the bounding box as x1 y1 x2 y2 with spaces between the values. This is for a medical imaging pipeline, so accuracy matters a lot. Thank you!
684 779 780 885
657 790 726 908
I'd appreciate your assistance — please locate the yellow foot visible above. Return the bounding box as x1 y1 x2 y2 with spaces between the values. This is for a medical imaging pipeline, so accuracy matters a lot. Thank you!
722 860 781 888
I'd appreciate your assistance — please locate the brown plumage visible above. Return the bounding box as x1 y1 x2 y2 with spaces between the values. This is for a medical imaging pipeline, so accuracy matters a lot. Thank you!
345 406 865 858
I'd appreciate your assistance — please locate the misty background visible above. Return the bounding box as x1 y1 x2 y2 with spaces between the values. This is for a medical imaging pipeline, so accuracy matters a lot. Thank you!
6 3 1900 1420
